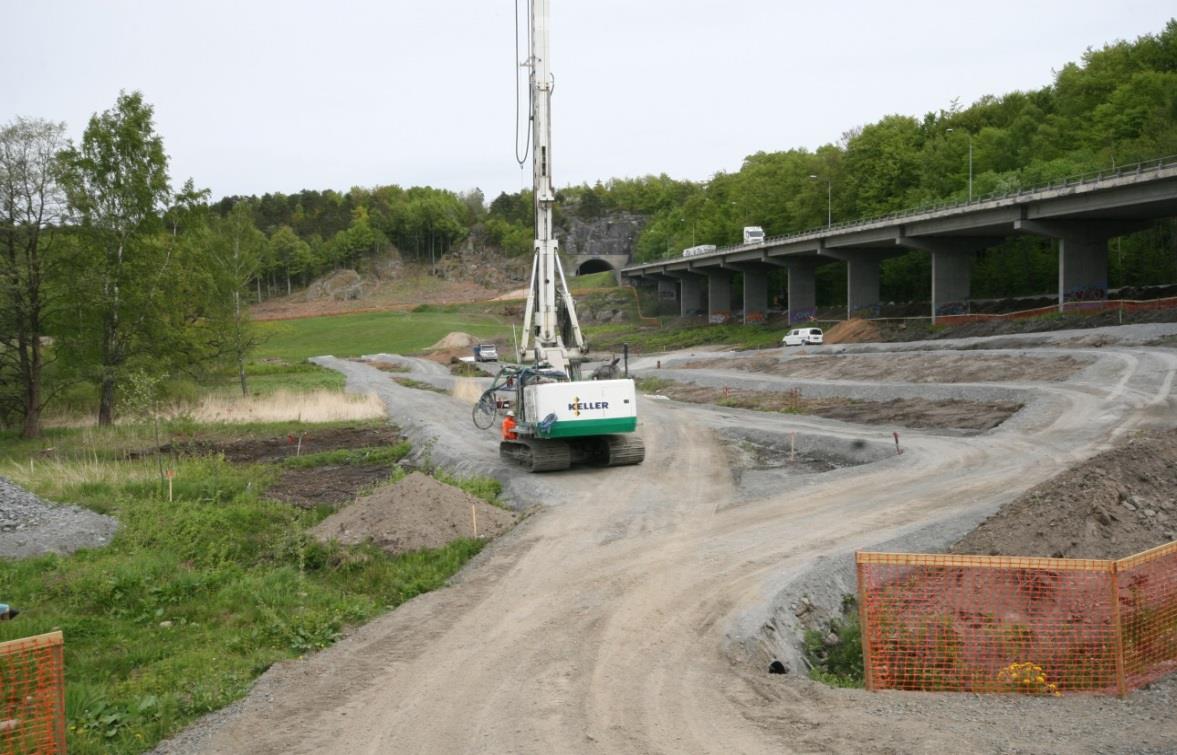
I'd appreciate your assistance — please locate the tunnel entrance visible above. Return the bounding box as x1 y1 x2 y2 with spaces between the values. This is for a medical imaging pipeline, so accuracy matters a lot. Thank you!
576 258 615 275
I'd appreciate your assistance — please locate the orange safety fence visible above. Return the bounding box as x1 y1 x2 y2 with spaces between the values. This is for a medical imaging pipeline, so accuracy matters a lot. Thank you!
0 631 66 754
856 541 1177 696
933 295 1177 326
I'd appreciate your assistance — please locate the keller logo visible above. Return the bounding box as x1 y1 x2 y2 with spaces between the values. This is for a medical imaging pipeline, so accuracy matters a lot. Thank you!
568 397 609 415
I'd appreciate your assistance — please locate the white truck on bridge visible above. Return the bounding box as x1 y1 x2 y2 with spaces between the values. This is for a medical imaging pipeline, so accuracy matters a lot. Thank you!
743 226 765 244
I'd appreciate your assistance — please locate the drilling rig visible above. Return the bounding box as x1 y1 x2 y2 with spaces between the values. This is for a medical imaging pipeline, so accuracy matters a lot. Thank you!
472 0 645 472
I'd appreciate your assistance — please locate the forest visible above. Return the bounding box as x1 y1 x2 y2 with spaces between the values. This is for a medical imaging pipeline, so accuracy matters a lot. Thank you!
2 20 1175 437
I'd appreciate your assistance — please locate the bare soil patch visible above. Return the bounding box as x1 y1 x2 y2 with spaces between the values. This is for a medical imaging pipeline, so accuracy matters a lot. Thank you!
683 352 1089 383
312 472 517 554
266 465 394 509
724 437 839 476
951 428 1177 559
162 425 401 464
645 380 1019 432
823 319 881 344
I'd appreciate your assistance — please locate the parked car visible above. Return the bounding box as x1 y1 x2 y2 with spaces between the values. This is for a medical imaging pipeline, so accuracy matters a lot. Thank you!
782 327 823 346
473 343 499 362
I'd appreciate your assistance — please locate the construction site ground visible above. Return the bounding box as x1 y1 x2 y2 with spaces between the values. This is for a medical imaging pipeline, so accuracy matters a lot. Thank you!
156 322 1177 755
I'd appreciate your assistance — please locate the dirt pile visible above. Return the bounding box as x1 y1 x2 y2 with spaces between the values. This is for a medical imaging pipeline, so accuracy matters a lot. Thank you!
312 472 517 554
823 318 881 344
428 332 479 351
951 428 1177 559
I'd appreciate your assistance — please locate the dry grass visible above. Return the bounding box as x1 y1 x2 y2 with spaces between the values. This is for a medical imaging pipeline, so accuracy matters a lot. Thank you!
187 389 386 424
3 453 158 500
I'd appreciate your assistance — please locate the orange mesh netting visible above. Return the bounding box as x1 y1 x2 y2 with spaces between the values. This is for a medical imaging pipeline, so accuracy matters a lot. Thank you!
0 631 65 754
857 543 1177 696
1118 543 1177 689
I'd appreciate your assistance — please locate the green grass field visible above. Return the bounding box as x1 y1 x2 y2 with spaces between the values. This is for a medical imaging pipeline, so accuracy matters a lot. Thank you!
570 270 618 289
254 310 510 361
0 420 489 754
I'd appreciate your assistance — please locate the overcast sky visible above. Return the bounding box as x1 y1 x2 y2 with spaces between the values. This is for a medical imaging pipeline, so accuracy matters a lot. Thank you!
3 1 1173 203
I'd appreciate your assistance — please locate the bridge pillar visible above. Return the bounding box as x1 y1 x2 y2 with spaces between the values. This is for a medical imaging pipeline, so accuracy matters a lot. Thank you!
932 252 972 318
673 273 705 317
707 270 733 324
1058 238 1108 308
1013 219 1149 311
846 255 881 319
656 278 678 304
787 259 817 324
894 236 1001 321
742 270 768 324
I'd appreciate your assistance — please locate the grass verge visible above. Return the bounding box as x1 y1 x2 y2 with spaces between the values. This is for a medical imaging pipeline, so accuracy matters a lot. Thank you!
586 320 798 353
803 595 865 688
0 423 484 755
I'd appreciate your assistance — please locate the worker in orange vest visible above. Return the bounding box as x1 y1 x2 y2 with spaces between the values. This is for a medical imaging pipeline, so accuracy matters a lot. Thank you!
501 410 518 441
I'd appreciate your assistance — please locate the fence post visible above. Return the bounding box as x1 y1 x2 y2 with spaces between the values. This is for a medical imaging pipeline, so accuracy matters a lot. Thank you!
1108 562 1127 698
52 632 67 753
856 556 875 691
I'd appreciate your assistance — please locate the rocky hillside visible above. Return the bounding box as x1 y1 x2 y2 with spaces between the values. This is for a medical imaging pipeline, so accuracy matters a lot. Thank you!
559 212 646 257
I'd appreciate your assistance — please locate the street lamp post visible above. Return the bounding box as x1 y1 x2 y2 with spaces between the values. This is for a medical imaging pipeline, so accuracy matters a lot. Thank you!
808 174 831 228
946 128 973 202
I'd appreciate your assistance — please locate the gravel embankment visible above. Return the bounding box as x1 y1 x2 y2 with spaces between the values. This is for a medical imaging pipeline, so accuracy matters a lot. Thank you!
0 476 118 559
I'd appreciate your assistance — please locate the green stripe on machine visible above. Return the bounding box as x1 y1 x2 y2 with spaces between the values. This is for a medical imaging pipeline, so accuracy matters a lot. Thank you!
539 417 637 438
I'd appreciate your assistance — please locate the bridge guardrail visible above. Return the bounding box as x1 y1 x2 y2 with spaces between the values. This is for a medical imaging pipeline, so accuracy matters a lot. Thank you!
625 153 1177 271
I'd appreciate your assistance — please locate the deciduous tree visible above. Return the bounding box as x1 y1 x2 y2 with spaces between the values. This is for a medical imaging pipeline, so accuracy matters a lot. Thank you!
57 91 172 425
0 117 68 437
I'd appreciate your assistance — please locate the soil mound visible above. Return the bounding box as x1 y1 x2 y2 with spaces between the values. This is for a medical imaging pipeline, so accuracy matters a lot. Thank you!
428 332 479 351
823 318 880 344
951 428 1177 560
312 472 517 554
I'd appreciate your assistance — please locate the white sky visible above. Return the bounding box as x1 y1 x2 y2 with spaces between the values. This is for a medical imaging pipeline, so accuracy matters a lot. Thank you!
3 1 1173 202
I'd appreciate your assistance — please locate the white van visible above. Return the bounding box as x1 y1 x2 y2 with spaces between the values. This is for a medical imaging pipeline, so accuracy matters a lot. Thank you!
782 327 823 346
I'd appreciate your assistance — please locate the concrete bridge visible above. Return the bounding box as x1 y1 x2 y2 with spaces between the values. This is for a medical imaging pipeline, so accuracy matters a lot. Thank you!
621 156 1177 324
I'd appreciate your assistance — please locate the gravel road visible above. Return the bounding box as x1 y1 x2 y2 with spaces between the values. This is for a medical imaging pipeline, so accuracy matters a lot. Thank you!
157 325 1177 754
0 476 118 559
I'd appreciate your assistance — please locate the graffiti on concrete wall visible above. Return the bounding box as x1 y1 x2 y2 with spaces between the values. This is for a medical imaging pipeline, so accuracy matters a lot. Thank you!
789 307 817 324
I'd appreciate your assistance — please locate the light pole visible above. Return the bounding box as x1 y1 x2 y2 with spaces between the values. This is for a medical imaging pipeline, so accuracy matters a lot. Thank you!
808 174 831 228
946 128 973 202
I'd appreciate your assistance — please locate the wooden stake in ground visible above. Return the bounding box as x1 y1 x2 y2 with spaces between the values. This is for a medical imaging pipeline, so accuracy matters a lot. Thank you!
166 468 175 502
471 504 479 538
